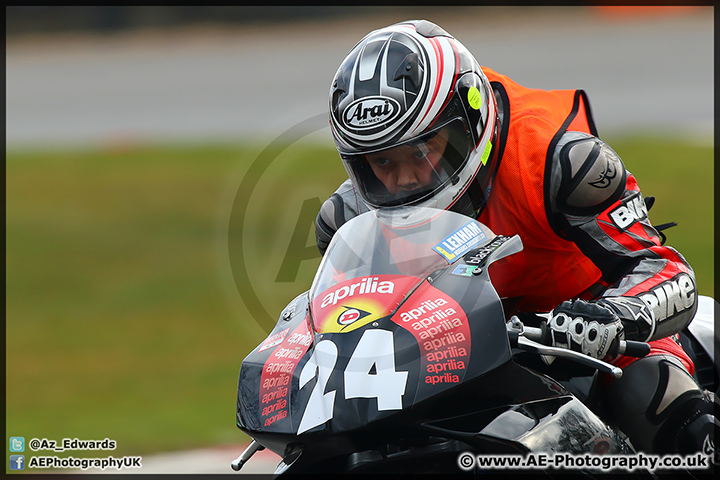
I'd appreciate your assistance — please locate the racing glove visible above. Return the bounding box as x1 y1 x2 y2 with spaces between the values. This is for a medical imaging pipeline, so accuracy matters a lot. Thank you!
542 298 625 364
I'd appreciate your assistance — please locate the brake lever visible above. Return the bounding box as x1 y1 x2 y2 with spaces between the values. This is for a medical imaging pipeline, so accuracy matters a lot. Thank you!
506 315 630 379
516 335 623 378
518 323 651 358
508 314 651 357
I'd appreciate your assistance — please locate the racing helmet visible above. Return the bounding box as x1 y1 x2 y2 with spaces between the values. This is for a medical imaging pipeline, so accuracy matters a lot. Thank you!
329 20 500 217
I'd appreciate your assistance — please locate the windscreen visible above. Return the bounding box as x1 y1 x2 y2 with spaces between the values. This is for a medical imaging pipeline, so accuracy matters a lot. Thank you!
309 206 492 333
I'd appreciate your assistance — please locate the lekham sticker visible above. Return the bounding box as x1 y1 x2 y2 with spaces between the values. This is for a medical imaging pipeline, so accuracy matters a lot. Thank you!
432 221 487 261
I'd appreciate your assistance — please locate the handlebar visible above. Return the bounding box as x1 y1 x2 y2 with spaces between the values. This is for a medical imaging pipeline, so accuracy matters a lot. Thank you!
507 315 651 379
521 324 651 358
619 339 652 358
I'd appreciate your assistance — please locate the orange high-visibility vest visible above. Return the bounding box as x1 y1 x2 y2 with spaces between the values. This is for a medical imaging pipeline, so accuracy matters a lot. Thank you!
478 68 602 312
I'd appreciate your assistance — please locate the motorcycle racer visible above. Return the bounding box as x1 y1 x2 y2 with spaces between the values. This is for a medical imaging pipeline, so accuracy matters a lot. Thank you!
315 20 717 457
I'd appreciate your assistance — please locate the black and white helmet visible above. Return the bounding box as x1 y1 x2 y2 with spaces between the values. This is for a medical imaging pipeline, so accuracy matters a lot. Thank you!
329 20 499 217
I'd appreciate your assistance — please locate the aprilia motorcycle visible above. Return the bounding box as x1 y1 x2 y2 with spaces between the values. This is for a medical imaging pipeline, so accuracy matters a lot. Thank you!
232 206 717 475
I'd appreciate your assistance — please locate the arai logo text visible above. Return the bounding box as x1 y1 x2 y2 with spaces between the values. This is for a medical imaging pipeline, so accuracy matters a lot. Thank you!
343 96 401 129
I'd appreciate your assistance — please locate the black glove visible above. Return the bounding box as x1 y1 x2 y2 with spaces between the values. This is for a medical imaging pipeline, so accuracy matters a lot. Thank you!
543 298 625 363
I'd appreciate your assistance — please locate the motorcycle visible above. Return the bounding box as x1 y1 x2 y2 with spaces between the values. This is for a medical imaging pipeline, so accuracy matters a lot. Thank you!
232 206 717 476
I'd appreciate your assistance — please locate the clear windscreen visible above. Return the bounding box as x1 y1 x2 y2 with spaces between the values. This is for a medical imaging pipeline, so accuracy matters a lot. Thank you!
309 206 492 305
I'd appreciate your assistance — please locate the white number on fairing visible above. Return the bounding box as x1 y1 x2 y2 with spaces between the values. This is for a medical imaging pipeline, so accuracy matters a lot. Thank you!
297 339 337 435
344 329 408 410
297 329 408 434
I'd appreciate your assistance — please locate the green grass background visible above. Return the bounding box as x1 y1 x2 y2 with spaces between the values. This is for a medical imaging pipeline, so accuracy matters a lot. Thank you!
5 137 713 470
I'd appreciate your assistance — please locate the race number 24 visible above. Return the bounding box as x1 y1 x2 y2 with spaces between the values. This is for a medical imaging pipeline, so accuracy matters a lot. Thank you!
297 329 408 434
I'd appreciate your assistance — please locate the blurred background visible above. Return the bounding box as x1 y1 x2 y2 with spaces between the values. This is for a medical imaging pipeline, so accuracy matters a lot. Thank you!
6 5 714 474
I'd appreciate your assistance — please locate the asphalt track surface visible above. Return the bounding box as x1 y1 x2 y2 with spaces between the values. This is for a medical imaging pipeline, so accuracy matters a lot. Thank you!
134 443 281 474
8 6 713 475
6 7 714 151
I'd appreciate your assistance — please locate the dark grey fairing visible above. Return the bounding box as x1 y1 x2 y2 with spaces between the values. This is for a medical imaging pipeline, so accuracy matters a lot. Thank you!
238 235 541 437
266 374 632 474
236 291 309 432
236 208 659 474
422 396 631 455
235 249 635 474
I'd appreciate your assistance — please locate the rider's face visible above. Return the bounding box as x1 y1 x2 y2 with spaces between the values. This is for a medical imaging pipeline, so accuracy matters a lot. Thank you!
366 129 450 195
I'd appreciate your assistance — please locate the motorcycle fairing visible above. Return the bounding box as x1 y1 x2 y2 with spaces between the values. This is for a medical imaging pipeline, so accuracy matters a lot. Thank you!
237 291 312 432
310 274 422 334
262 367 622 474
679 294 718 395
419 396 631 458
236 207 638 472
237 208 528 439
237 252 524 438
389 279 472 399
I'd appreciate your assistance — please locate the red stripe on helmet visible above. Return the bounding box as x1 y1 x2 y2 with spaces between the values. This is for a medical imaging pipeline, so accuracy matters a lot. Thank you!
428 39 460 129
416 37 444 129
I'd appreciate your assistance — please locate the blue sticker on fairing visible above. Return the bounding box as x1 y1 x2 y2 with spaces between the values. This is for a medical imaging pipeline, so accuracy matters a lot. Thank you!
432 221 487 262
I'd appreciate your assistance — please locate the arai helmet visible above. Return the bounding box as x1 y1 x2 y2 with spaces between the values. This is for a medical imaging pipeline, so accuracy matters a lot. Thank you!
329 20 499 217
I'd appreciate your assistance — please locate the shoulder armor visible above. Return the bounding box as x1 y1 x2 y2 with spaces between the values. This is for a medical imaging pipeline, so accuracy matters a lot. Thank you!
315 180 373 255
315 194 345 255
550 132 627 216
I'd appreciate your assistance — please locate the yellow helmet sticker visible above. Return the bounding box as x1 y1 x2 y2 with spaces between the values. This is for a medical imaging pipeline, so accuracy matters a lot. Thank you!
468 86 482 110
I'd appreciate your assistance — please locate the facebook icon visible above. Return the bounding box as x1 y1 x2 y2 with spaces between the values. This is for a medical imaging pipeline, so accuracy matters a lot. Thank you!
10 455 25 470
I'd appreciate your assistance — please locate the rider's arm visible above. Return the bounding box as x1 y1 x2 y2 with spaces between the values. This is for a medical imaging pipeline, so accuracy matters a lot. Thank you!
546 132 697 342
315 179 370 255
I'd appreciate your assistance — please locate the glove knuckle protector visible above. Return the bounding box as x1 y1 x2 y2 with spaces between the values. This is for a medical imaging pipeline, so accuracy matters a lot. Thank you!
548 298 625 359
549 312 572 350
568 317 586 351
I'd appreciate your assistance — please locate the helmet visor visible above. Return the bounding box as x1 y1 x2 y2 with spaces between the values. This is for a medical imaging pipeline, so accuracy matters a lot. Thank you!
340 118 474 208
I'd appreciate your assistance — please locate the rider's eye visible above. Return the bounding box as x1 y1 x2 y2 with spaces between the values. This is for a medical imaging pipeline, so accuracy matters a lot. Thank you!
374 157 390 167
